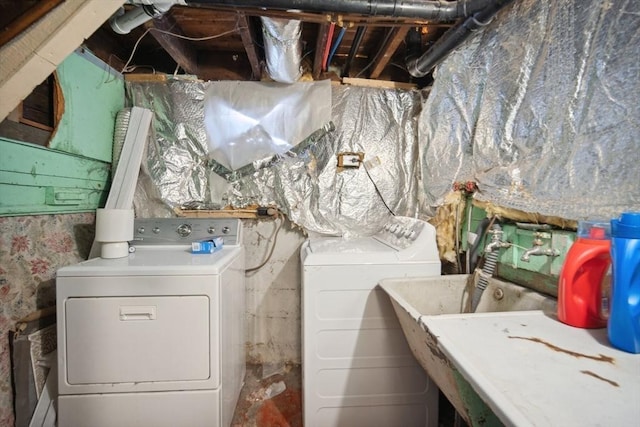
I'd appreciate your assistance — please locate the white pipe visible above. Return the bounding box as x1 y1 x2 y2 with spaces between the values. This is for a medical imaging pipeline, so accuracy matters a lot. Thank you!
109 0 185 35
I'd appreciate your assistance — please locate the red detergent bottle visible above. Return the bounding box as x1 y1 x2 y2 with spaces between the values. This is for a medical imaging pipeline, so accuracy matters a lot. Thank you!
558 221 611 328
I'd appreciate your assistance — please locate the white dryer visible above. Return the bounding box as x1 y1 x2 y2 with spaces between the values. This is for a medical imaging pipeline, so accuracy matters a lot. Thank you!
56 218 245 427
301 216 441 427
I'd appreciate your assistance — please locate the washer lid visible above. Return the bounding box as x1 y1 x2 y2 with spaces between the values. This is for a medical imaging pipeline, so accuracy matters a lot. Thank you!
57 245 242 277
308 237 392 253
303 237 405 265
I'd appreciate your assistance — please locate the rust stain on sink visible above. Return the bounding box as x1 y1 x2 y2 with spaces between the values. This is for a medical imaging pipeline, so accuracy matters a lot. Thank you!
508 336 615 364
580 370 619 387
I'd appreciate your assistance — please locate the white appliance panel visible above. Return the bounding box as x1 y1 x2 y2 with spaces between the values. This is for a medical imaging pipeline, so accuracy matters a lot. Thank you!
316 403 430 427
56 246 240 277
316 365 428 397
57 219 245 427
65 296 210 385
58 390 220 427
303 260 440 426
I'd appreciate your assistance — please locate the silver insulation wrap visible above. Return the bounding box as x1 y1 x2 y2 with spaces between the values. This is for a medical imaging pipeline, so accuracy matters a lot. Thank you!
231 86 424 236
261 17 302 83
420 0 640 220
127 79 423 236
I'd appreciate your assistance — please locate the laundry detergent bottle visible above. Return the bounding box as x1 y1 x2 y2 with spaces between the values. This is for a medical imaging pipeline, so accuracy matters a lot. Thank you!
558 221 610 328
609 212 640 353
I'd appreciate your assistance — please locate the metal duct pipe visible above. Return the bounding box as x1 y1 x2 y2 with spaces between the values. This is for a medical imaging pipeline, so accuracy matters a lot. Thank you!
185 0 501 21
261 17 303 83
406 0 514 77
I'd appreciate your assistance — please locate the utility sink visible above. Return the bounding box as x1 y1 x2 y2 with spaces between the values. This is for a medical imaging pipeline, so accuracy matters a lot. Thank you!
379 274 557 426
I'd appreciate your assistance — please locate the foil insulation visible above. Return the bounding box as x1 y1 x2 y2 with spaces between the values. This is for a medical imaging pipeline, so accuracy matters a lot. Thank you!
127 79 423 235
420 0 640 220
261 17 302 83
231 86 424 236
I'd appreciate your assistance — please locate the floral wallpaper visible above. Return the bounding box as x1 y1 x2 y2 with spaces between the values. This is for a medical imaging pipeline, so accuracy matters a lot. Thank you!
0 213 95 425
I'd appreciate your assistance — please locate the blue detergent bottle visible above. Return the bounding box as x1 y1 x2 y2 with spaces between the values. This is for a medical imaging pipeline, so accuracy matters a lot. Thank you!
609 212 640 353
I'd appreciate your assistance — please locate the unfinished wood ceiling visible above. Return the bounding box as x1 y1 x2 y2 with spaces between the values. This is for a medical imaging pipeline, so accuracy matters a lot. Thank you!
82 3 452 85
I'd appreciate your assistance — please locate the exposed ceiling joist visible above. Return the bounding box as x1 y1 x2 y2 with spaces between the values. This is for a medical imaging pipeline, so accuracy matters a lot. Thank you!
313 23 331 80
146 13 198 75
236 13 261 80
369 25 410 79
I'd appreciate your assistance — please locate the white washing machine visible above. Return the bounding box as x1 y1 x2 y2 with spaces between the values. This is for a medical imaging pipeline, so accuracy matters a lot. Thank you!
56 218 245 427
301 216 441 427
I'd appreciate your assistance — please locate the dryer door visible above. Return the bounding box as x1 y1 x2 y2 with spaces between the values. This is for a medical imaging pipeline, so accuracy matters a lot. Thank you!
65 296 210 384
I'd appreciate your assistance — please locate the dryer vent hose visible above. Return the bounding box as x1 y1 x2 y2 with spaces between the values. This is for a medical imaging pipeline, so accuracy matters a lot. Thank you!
112 108 132 171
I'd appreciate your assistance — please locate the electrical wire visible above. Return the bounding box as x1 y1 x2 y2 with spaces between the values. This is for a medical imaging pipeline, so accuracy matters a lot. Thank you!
355 28 394 78
246 211 284 273
362 162 396 216
121 26 243 74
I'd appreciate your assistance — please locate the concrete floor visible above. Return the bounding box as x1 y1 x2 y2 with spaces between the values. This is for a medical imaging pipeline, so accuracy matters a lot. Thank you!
231 363 302 427
230 363 465 427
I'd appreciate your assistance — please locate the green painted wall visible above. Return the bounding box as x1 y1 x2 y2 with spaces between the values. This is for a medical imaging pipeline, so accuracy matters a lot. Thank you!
0 48 122 216
0 138 110 216
48 48 124 163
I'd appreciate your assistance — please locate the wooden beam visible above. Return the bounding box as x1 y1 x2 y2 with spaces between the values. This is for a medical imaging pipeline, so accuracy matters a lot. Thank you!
236 13 261 80
146 13 198 75
342 77 416 90
0 0 126 122
0 0 65 48
313 23 331 80
369 25 410 79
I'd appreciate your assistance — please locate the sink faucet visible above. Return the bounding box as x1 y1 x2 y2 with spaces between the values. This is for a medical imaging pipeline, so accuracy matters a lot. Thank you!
485 225 512 253
520 234 560 262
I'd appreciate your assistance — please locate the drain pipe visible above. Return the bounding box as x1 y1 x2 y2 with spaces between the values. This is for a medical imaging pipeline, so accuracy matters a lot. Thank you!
110 0 186 35
185 0 503 21
471 224 511 312
341 26 366 77
406 0 514 77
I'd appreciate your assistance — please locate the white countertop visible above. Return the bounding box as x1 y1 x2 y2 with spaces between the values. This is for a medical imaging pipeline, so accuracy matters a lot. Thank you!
421 311 640 427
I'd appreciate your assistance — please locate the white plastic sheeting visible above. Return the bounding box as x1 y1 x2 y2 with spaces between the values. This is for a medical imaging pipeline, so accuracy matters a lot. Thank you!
420 0 640 220
203 80 331 170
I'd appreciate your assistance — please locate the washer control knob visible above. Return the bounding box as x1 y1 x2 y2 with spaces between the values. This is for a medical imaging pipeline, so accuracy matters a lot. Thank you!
176 224 192 237
395 227 405 237
137 227 145 234
207 226 216 234
222 226 230 234
153 227 160 234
